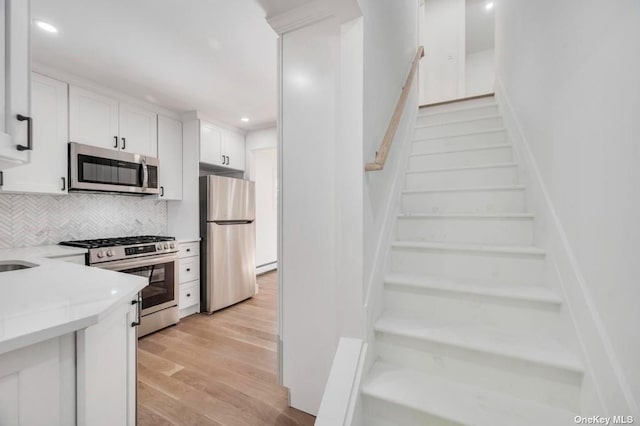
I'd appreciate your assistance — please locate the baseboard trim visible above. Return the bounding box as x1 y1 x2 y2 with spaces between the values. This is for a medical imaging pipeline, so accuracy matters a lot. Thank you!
495 77 637 416
178 304 200 319
257 262 278 275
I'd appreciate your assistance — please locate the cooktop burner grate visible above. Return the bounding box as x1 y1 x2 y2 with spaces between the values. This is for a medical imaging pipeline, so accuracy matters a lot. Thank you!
59 235 175 249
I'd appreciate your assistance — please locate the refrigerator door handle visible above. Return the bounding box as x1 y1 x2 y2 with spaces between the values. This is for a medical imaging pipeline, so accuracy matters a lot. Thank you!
212 220 254 225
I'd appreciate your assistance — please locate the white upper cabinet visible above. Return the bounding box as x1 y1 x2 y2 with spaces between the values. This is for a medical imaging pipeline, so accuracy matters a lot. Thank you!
200 121 224 166
157 115 183 200
69 85 158 156
1 73 69 194
69 86 119 150
199 120 245 171
223 130 246 171
119 103 158 157
0 0 31 169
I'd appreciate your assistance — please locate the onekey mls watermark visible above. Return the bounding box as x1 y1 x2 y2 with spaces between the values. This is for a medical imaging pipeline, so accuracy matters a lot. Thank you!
574 416 635 425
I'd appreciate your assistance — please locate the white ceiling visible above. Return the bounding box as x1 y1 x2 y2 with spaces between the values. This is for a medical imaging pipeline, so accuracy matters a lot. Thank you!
254 0 311 17
466 0 495 54
31 0 278 130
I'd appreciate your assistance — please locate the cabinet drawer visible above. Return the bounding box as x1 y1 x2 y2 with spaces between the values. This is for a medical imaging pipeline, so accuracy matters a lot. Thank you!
179 257 199 283
179 282 200 310
178 242 199 259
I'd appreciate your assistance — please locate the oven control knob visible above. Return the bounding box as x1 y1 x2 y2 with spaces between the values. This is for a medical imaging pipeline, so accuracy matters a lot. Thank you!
156 244 162 250
163 244 169 250
96 251 105 258
169 243 175 249
106 250 114 257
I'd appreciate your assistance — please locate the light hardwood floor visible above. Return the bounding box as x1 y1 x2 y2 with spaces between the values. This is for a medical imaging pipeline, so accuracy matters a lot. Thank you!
137 271 316 426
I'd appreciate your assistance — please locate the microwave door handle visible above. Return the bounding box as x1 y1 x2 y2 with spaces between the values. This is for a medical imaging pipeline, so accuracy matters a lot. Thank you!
141 160 149 189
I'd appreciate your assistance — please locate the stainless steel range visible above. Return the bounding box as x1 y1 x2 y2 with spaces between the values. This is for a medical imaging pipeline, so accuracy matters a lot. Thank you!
59 236 179 337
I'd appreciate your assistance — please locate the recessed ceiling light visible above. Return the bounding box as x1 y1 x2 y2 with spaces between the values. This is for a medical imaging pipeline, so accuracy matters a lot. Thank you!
240 117 250 123
35 20 58 33
485 2 494 11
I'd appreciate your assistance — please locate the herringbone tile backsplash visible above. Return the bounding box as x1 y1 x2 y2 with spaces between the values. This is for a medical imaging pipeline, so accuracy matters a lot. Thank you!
0 193 167 249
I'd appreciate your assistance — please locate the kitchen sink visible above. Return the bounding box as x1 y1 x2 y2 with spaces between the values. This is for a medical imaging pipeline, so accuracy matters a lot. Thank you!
0 261 38 272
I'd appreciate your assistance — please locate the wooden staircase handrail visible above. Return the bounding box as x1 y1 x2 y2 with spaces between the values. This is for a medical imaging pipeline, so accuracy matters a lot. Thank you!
365 46 425 172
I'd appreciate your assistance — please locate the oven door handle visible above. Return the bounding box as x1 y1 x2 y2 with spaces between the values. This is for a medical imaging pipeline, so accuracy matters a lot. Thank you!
93 252 178 271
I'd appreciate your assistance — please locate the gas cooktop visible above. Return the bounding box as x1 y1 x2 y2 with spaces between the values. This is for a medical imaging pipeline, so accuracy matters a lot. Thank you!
59 236 175 249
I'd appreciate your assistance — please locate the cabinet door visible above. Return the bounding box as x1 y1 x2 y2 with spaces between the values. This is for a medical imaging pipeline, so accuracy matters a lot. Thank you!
119 102 157 157
200 121 224 166
157 115 183 200
1 73 68 194
0 0 30 167
69 86 119 150
0 335 75 426
223 130 246 171
77 301 137 426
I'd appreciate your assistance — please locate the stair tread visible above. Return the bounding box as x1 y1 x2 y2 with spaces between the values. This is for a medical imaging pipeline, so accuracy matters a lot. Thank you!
406 162 517 174
384 272 561 305
409 143 511 157
403 184 525 194
398 212 534 219
413 127 506 142
391 240 545 256
415 114 502 129
362 362 578 426
374 315 582 372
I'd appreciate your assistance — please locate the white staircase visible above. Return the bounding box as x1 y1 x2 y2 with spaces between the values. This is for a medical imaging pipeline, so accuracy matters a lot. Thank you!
361 96 584 425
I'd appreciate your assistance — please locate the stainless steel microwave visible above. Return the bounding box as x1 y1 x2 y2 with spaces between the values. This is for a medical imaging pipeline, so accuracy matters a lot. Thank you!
68 142 159 195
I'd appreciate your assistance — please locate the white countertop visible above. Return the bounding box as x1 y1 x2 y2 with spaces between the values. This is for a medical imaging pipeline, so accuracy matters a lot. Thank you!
0 245 147 355
0 244 88 259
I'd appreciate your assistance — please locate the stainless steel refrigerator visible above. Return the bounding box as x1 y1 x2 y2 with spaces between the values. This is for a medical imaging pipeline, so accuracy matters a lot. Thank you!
199 175 256 313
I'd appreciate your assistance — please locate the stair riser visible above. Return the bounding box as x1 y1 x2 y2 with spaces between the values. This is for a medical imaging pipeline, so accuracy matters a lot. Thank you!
396 216 533 245
405 166 518 190
413 130 508 154
416 105 499 126
414 117 503 140
402 189 526 214
409 146 513 170
363 396 460 426
383 287 561 337
375 340 582 412
390 247 545 286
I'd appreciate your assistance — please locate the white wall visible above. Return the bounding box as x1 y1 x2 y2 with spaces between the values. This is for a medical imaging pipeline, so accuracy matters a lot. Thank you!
246 127 278 269
249 148 277 268
421 0 466 103
496 0 640 415
360 0 419 299
279 16 365 415
465 48 494 96
245 127 277 178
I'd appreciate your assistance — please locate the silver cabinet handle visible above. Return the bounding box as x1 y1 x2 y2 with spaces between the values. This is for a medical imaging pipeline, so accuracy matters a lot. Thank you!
61 177 66 191
131 293 142 327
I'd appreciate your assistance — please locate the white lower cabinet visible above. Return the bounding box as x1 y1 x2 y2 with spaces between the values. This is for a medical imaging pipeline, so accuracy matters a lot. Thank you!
178 240 200 318
0 299 137 426
77 300 137 426
0 335 75 426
